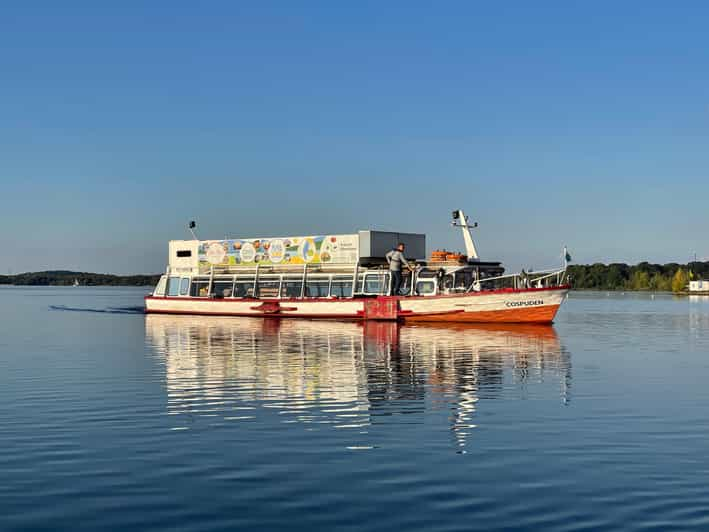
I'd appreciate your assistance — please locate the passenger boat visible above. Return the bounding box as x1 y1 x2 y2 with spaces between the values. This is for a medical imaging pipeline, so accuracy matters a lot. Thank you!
145 209 570 323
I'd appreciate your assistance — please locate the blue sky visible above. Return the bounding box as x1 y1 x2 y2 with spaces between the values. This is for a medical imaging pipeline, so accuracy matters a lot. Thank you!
2 1 708 274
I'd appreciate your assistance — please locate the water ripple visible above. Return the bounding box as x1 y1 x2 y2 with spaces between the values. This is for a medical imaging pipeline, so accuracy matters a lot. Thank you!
4 288 709 530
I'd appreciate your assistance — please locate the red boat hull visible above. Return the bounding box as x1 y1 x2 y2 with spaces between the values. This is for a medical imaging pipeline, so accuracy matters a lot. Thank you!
145 286 569 324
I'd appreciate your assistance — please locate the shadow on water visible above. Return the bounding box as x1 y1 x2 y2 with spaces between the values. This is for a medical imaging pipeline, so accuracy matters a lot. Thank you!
145 316 572 451
49 305 146 314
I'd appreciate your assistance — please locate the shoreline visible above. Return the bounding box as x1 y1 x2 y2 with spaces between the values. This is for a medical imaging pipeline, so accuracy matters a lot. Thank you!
0 271 160 287
571 289 709 296
4 286 708 295
0 283 155 288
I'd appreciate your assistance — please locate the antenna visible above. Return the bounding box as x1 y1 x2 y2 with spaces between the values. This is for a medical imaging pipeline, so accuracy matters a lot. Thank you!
188 220 198 240
451 209 479 260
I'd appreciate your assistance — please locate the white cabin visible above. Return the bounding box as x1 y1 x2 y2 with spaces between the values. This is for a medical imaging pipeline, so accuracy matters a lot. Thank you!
689 280 709 292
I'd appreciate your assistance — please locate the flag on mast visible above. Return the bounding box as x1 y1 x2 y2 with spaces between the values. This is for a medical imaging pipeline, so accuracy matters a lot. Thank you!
563 246 572 267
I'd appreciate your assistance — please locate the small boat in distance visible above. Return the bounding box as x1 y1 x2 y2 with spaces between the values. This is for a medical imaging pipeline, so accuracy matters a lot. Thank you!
72 278 80 287
144 209 571 323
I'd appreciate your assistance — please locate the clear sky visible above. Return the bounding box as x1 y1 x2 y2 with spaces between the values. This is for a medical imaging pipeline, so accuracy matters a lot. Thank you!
2 1 708 274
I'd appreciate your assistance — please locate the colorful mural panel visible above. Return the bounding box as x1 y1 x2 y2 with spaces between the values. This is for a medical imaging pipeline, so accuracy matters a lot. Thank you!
198 234 359 268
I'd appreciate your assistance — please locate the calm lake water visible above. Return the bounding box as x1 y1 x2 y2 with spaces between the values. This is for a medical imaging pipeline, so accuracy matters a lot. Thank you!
2 287 709 531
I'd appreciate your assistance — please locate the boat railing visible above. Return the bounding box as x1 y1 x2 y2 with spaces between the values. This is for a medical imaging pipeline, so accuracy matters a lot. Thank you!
183 261 400 299
169 262 564 298
202 263 359 275
470 267 567 292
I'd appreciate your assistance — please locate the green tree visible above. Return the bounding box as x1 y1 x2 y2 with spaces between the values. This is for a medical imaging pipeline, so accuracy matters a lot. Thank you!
671 268 688 293
629 270 650 290
654 274 672 291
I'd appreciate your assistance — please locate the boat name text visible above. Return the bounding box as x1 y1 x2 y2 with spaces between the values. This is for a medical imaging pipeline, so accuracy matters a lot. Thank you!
505 299 544 308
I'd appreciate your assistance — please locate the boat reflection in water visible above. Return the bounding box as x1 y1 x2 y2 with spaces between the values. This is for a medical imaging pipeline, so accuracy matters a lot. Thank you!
146 316 571 450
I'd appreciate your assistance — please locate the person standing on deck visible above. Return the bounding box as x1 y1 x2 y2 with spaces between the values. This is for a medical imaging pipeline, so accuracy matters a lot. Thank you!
386 243 412 296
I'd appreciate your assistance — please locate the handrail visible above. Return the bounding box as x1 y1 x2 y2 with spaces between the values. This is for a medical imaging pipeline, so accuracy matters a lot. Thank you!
477 267 565 284
465 266 566 293
528 270 563 282
253 263 260 296
352 261 359 295
198 263 566 298
204 262 358 274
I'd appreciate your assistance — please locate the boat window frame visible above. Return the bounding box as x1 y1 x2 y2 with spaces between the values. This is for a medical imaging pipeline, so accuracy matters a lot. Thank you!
415 280 437 296
153 275 167 297
280 275 304 299
255 275 282 299
304 274 331 298
330 275 354 298
211 275 236 298
362 271 390 296
166 276 182 297
190 277 211 297
179 277 190 296
232 274 256 298
180 270 366 299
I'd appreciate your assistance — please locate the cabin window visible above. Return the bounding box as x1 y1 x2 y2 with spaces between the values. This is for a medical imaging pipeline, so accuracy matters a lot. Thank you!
441 274 455 292
305 279 330 298
179 278 190 296
153 276 167 297
166 276 181 296
234 278 255 298
176 250 192 258
190 279 210 297
256 279 280 298
399 275 413 296
281 277 303 298
363 273 389 295
330 276 353 297
416 281 436 295
212 279 234 298
454 271 471 290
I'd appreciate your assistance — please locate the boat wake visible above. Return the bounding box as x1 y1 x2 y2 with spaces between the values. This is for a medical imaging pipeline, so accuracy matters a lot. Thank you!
49 305 145 314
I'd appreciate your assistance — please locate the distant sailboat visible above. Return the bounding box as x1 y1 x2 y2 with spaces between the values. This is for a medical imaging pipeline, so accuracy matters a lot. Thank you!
72 278 80 287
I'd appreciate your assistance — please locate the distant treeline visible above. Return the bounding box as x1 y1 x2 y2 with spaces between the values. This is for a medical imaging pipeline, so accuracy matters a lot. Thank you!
0 271 161 287
2 264 707 291
567 262 709 292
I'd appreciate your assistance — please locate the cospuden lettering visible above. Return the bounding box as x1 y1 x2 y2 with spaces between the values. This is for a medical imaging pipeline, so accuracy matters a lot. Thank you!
505 300 544 308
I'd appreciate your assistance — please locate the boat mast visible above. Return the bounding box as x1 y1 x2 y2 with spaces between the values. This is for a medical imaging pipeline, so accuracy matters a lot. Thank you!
452 209 479 261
